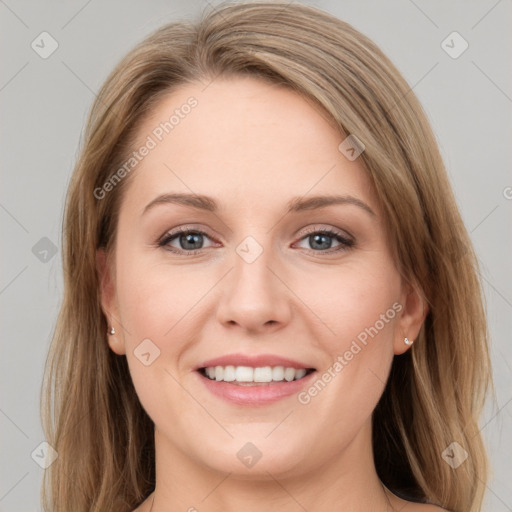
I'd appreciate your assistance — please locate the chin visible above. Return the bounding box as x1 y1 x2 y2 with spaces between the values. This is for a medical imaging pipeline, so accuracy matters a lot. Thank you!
194 434 313 479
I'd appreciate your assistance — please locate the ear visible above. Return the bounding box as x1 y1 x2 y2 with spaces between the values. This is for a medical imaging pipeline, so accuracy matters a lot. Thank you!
393 280 428 355
96 248 126 355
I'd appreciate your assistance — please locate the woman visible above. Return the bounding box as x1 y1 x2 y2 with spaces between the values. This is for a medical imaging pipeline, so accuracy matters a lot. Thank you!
40 2 492 511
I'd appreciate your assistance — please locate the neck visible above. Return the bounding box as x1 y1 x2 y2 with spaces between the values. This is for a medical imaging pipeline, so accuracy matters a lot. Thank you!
149 419 395 512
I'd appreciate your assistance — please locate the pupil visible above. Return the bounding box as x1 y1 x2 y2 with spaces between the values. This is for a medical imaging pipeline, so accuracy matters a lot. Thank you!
311 234 331 250
181 233 202 250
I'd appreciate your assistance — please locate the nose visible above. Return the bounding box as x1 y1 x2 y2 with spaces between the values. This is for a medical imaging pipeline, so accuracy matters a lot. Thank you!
216 238 292 334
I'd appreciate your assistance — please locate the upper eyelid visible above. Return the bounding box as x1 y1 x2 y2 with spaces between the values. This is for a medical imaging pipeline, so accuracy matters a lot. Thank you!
161 224 351 239
160 225 216 242
300 225 353 240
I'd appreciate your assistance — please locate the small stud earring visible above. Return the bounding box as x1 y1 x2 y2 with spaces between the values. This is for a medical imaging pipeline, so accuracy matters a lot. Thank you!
109 326 115 335
404 337 413 345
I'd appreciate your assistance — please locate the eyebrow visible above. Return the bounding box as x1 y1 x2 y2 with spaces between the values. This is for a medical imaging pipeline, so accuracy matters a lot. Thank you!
142 192 375 217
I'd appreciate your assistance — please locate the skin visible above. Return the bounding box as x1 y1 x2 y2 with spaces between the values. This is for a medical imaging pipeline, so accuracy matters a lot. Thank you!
98 76 446 511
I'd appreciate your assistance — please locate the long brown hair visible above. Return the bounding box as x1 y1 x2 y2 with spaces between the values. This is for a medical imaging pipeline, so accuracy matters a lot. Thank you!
41 2 493 511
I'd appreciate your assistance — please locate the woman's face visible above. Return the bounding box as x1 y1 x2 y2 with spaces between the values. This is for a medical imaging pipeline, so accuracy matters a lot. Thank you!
99 75 424 478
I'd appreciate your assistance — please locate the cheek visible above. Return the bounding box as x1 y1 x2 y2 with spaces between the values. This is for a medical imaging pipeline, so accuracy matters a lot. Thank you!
113 256 205 402
294 265 400 428
115 257 209 430
116 256 211 341
115 245 401 362
303 261 401 352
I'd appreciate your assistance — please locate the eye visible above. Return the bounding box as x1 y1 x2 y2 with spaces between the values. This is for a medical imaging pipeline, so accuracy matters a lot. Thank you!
158 226 355 255
294 227 354 253
158 227 217 254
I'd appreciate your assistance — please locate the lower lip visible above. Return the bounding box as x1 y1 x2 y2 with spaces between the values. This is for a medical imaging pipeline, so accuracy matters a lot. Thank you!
196 370 317 406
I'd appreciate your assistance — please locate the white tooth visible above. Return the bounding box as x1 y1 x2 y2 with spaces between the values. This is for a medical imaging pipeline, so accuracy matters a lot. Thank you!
284 367 296 382
254 366 272 383
272 366 285 381
205 364 308 383
223 365 236 382
294 369 307 380
235 366 254 382
215 366 224 381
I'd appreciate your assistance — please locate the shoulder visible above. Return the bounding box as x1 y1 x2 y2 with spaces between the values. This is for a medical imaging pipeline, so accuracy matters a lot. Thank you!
388 494 450 512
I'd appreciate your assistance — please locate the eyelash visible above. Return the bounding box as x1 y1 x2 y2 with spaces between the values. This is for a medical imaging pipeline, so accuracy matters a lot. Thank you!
158 226 355 256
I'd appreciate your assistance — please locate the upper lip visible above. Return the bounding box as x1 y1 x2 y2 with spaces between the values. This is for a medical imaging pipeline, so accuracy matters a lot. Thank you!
195 353 316 370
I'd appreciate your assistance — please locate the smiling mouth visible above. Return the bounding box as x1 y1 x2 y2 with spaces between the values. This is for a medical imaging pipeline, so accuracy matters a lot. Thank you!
198 365 316 385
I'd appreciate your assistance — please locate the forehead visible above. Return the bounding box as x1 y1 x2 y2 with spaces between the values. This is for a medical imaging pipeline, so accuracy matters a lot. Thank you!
121 76 376 216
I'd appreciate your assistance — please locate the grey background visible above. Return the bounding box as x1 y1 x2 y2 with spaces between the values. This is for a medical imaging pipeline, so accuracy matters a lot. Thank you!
1 0 511 510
